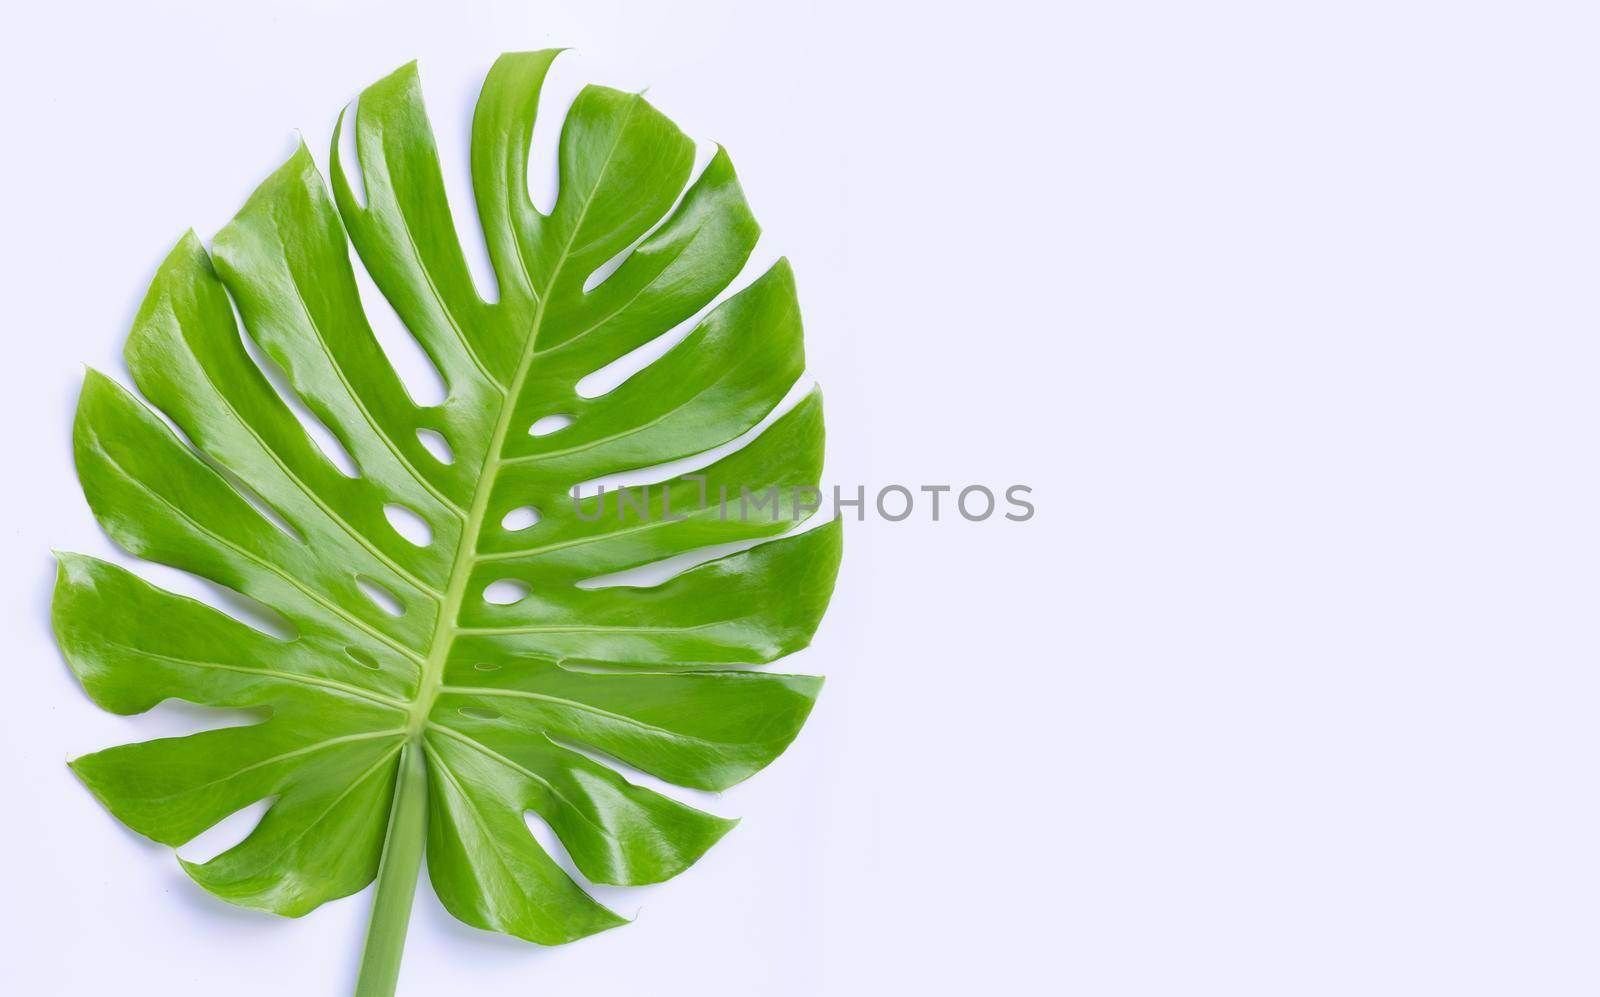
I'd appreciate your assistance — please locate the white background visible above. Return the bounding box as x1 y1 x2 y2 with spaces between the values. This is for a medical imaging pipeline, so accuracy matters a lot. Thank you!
3 1 1598 994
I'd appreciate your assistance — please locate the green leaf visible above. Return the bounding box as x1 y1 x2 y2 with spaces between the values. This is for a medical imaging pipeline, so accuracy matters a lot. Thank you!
53 52 840 992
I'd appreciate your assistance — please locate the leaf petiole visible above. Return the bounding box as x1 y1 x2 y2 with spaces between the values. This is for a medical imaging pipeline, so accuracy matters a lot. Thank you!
355 741 428 997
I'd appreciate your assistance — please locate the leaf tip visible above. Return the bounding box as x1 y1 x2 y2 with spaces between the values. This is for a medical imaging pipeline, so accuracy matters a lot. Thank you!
174 227 205 255
76 366 119 409
64 754 93 784
383 58 422 89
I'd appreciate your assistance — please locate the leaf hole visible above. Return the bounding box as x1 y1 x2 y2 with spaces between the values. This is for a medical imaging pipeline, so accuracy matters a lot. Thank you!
525 65 580 216
576 536 776 590
427 65 501 304
571 374 814 499
383 503 433 547
347 646 382 670
304 411 360 478
528 414 574 437
176 797 275 865
357 576 406 617
416 428 454 464
237 322 362 478
136 699 270 738
336 98 368 209
582 244 631 293
501 506 542 532
473 662 502 672
548 732 726 810
578 140 717 296
521 809 598 890
242 493 304 544
205 460 305 544
483 579 531 606
348 237 450 407
574 234 776 399
130 563 299 642
459 706 502 721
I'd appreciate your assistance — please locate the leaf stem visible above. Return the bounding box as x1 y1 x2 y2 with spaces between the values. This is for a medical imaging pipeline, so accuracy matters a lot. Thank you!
354 124 588 994
355 741 428 997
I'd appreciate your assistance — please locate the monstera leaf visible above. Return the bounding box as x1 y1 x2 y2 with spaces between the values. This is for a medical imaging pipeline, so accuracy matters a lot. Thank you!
53 52 840 994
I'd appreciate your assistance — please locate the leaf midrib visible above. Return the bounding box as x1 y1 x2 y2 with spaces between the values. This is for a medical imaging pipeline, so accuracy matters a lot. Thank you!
404 97 640 742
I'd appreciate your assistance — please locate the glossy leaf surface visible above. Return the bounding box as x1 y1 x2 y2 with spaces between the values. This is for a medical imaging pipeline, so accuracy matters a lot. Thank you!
54 51 839 958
